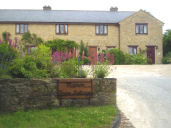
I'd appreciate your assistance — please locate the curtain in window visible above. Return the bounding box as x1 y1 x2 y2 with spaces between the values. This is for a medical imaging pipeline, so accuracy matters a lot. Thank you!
20 24 24 33
129 47 133 55
96 25 99 34
56 25 59 33
16 24 20 33
140 25 144 34
129 47 137 55
60 25 64 33
133 47 137 54
144 25 147 33
136 25 139 33
100 25 103 34
104 25 107 34
65 25 68 33
24 25 28 33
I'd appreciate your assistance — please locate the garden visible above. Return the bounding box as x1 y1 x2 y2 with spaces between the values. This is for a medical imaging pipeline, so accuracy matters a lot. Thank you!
0 32 148 79
0 31 149 128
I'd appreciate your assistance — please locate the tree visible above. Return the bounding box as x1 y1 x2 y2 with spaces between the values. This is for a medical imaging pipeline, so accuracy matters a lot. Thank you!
163 30 171 56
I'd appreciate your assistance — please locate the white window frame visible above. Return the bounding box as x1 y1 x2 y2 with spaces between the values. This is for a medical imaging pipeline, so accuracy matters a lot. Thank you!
56 24 68 34
96 24 108 35
16 24 28 34
129 46 137 55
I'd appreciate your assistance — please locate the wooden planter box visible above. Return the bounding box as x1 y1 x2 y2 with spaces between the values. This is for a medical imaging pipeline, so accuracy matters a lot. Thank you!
57 78 93 105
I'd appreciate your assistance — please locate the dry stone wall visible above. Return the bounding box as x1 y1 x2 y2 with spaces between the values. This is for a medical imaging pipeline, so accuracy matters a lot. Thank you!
0 78 116 113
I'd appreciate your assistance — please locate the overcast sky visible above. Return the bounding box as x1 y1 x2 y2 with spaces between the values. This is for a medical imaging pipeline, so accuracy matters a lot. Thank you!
0 0 170 33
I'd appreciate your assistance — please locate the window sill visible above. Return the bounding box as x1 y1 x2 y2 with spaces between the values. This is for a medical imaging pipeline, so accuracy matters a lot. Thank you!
56 33 68 35
135 33 148 35
15 33 26 35
96 34 108 36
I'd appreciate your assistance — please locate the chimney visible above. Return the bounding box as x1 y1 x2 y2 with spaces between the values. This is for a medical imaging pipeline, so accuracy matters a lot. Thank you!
43 5 51 11
110 6 118 12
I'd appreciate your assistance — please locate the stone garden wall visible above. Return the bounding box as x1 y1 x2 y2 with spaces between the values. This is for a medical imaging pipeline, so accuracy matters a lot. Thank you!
0 78 116 113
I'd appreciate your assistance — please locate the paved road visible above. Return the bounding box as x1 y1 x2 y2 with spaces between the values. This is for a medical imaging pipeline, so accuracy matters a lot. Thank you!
108 65 171 128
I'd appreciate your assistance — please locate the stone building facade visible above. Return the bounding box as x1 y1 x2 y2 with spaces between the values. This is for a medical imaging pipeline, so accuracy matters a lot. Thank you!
0 7 164 64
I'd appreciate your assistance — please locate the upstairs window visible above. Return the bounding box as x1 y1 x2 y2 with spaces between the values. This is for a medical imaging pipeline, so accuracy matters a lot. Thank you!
16 24 28 34
96 24 108 35
56 24 68 34
136 23 148 34
129 46 137 55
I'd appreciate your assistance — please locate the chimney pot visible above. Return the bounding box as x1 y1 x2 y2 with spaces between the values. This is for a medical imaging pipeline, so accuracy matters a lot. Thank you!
110 6 118 12
43 5 51 11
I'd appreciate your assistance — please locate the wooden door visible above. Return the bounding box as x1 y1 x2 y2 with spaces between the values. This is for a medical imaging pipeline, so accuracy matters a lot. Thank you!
88 47 97 64
147 46 155 64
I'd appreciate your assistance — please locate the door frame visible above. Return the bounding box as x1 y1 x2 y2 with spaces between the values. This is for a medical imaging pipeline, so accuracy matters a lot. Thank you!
88 46 97 64
146 45 155 64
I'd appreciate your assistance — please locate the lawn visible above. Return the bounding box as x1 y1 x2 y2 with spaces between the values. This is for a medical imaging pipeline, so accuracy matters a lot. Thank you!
0 105 117 128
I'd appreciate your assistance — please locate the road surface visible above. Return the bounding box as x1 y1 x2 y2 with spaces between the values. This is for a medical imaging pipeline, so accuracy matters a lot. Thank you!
108 65 171 128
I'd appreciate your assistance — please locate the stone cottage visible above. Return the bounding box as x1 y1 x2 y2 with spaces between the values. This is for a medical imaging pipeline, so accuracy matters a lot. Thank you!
0 6 164 64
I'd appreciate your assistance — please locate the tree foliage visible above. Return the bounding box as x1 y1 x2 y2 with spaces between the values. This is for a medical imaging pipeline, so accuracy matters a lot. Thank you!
163 30 171 56
21 32 43 46
45 39 78 51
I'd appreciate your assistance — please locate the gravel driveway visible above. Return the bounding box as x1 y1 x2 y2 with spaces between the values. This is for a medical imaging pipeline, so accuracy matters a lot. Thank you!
108 65 171 128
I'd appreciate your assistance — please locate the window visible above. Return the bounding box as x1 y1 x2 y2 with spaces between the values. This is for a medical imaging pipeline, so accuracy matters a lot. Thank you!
27 46 36 54
16 24 28 34
96 24 108 35
129 46 137 55
136 23 148 34
106 46 115 50
56 24 68 34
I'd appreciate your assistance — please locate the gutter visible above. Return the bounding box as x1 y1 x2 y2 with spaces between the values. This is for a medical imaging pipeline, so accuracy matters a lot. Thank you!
118 23 120 50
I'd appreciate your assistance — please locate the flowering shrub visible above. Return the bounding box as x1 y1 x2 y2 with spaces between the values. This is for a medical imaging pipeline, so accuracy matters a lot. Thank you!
108 48 125 64
98 52 114 64
57 58 84 78
0 32 19 78
51 51 73 64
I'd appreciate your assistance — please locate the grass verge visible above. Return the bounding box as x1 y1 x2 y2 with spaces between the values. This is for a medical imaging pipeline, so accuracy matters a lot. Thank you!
0 105 117 128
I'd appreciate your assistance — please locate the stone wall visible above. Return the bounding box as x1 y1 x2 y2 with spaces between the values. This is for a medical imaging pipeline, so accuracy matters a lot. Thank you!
0 78 116 113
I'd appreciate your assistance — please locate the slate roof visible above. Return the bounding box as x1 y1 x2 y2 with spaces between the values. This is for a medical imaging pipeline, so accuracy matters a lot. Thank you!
0 9 136 23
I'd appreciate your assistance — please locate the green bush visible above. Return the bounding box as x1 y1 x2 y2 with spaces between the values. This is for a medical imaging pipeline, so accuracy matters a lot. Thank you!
93 63 109 78
0 43 18 63
0 43 18 78
45 39 78 52
125 54 147 64
108 48 125 64
21 32 43 45
10 55 50 78
77 69 87 78
10 45 53 78
2 32 11 42
82 57 91 65
58 58 81 78
162 52 171 64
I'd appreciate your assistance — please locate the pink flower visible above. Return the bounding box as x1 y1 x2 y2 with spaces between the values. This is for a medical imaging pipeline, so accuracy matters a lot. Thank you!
99 53 105 62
